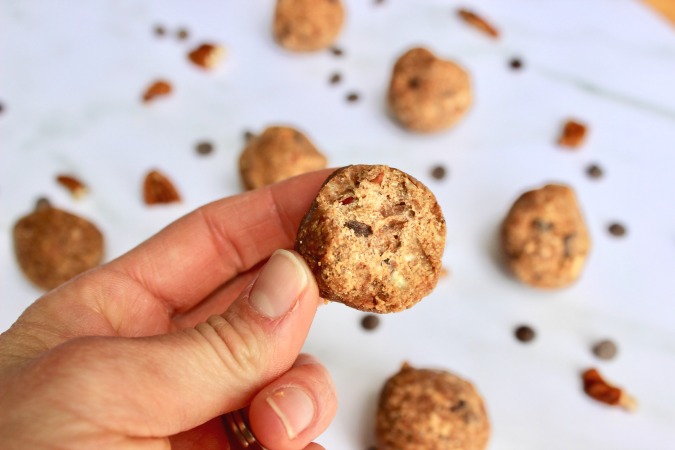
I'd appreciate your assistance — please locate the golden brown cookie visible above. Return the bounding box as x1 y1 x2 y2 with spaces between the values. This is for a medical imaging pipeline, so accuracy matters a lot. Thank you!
388 47 472 133
377 363 490 450
295 165 446 313
13 201 104 290
273 0 345 52
501 184 591 289
239 126 327 190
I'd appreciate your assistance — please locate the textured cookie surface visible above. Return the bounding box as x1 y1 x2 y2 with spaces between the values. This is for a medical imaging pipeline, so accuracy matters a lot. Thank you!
295 165 445 313
239 126 327 190
388 47 472 133
273 0 345 52
13 206 104 290
501 184 590 288
377 363 490 450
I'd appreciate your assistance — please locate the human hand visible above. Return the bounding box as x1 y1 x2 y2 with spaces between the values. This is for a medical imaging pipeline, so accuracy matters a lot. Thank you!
0 170 337 450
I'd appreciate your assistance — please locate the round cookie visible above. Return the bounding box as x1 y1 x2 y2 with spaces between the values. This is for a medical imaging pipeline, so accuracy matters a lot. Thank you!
377 363 490 450
388 47 472 133
295 165 446 313
273 0 345 52
13 203 104 290
239 126 327 190
501 183 591 289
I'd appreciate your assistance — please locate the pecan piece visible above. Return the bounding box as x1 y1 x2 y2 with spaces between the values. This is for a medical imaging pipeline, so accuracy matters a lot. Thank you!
457 9 500 39
582 368 637 412
558 119 587 148
143 170 181 205
142 80 172 103
345 220 373 237
56 175 88 199
188 43 226 69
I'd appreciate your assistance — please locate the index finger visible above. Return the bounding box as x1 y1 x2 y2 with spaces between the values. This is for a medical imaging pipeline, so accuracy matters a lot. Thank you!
108 169 333 315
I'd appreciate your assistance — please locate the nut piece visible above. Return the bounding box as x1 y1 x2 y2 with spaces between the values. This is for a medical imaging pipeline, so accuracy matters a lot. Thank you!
457 9 500 39
142 80 172 103
295 165 446 313
582 368 637 412
377 363 490 450
273 0 345 52
388 47 472 133
188 43 226 69
143 170 181 205
558 119 587 148
56 175 88 199
239 126 327 190
13 205 104 290
501 184 591 289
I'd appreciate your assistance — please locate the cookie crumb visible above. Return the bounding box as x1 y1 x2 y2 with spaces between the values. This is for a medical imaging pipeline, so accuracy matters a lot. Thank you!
608 223 626 237
514 325 536 343
188 43 225 69
457 8 500 39
592 339 618 360
558 119 587 148
361 314 380 331
143 170 181 205
142 80 172 103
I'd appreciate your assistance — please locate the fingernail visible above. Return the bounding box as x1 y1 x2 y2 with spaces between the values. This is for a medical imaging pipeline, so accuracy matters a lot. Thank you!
249 249 308 319
266 386 315 440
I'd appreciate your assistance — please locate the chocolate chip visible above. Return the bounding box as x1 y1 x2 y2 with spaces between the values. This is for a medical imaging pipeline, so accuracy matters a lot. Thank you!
176 28 189 40
514 325 536 343
533 219 553 231
592 339 618 360
195 141 214 155
608 223 627 237
330 46 344 57
345 220 373 237
35 197 52 211
509 58 523 70
346 92 360 103
244 130 255 142
586 164 603 179
430 165 446 180
361 314 380 331
154 25 166 37
408 77 420 89
329 72 342 85
450 399 466 412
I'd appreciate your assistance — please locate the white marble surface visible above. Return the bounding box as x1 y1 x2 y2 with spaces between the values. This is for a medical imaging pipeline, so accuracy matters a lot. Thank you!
2 0 675 448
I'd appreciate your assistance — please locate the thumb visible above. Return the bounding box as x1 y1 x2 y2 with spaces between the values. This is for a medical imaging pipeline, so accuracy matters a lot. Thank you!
40 249 321 438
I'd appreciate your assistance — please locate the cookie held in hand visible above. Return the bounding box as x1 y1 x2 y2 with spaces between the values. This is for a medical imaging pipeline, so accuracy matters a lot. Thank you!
295 165 446 313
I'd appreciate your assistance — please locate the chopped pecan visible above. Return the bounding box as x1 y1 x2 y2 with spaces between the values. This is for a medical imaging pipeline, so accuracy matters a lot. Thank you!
143 170 181 205
345 220 373 237
457 9 500 39
188 43 226 69
56 175 88 199
340 196 354 205
558 119 587 148
582 368 637 412
142 80 172 103
370 172 384 185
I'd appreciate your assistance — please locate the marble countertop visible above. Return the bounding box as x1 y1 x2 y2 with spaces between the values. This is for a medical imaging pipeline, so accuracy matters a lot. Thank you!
2 1 675 448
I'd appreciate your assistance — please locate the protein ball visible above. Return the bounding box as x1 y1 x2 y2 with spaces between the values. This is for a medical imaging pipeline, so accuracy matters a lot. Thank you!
388 47 472 133
376 363 490 450
273 0 345 52
295 165 446 313
501 184 591 289
13 205 104 290
239 126 327 190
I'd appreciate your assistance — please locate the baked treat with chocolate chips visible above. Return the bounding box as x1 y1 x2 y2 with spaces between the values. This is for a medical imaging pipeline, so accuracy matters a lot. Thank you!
273 0 345 52
376 363 490 450
388 47 472 133
239 126 327 190
295 165 446 313
501 184 591 288
13 200 104 290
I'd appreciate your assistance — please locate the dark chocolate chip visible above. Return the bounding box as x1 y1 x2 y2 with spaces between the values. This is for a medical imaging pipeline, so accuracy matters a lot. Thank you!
361 314 380 331
244 130 255 142
533 219 553 231
346 92 360 103
195 141 214 155
176 28 189 40
587 164 603 179
345 220 373 237
592 339 617 360
154 25 166 37
329 72 342 85
515 325 536 343
35 197 52 211
330 46 344 57
608 223 626 237
509 58 523 70
408 77 420 89
430 165 446 180
450 400 466 412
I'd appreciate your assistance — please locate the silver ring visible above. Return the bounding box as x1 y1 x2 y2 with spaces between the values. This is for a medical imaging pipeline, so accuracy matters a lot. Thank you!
222 408 268 449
